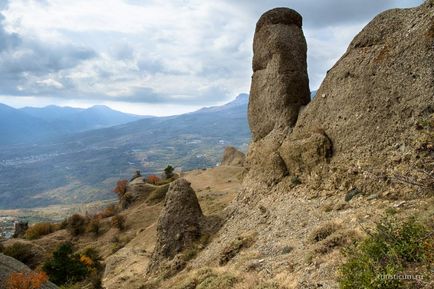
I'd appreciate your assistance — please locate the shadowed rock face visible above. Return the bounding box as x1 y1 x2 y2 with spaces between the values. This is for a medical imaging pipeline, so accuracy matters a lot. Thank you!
248 7 310 141
147 179 203 274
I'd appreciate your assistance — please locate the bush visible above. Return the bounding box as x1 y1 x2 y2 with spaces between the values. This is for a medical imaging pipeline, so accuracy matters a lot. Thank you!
87 218 101 237
43 242 88 286
66 214 88 236
96 204 117 219
146 175 160 185
111 215 126 231
164 165 175 179
25 223 59 240
339 216 433 289
6 272 48 289
3 242 36 267
309 222 341 243
113 179 128 199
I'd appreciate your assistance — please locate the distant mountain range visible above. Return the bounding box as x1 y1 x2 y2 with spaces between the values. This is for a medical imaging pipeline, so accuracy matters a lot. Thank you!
0 104 144 145
0 94 250 209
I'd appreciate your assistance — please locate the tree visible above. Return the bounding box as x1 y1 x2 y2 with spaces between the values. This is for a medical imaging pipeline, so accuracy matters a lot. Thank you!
42 242 88 285
164 165 175 179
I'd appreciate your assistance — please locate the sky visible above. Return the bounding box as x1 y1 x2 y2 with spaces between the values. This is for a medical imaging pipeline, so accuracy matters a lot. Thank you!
0 0 423 116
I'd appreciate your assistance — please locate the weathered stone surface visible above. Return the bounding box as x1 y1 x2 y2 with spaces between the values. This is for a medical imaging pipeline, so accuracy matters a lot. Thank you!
221 146 245 167
279 132 333 175
291 0 434 163
0 253 58 289
147 178 203 274
248 7 310 141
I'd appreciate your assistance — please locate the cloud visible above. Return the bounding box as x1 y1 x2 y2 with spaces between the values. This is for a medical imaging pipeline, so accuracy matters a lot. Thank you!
0 0 424 113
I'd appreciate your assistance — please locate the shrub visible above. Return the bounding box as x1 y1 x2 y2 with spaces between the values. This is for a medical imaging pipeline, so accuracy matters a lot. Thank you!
309 222 341 243
164 165 175 179
113 179 128 199
146 175 160 185
338 216 433 289
146 184 170 205
111 215 126 231
97 204 117 219
25 223 59 240
42 242 88 285
6 272 48 289
87 218 101 237
3 243 35 267
66 214 87 236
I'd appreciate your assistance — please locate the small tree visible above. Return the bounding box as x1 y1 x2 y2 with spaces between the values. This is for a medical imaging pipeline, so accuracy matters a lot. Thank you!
164 165 175 179
146 175 160 185
42 242 88 285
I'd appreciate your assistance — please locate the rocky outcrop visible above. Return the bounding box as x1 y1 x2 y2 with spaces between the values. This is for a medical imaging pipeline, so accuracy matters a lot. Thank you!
221 146 246 167
188 2 433 288
147 179 203 274
0 254 58 289
244 1 434 192
248 8 310 142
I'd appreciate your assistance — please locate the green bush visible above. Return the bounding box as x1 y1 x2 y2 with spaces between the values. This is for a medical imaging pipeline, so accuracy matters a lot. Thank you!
43 242 88 286
3 242 36 267
339 216 433 289
164 165 175 179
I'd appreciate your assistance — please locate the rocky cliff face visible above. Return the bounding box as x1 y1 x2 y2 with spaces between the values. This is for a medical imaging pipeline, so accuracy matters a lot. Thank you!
186 2 433 288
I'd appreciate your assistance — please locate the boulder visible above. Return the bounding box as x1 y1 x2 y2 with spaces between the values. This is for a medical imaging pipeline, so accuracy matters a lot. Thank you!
0 253 58 289
221 146 246 167
147 179 203 274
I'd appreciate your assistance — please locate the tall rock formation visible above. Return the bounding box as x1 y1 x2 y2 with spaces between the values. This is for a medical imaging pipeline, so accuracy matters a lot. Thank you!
248 8 310 142
245 8 311 188
147 178 203 274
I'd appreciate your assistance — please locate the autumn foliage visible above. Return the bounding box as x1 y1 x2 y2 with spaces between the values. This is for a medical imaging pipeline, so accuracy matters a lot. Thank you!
113 179 128 198
146 175 160 185
6 272 48 289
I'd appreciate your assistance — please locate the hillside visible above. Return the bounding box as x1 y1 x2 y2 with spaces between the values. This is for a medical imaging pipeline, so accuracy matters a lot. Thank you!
0 2 432 289
0 94 250 209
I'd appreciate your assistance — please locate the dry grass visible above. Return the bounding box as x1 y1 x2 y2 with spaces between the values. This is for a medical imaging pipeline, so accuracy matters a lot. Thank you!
308 221 342 243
